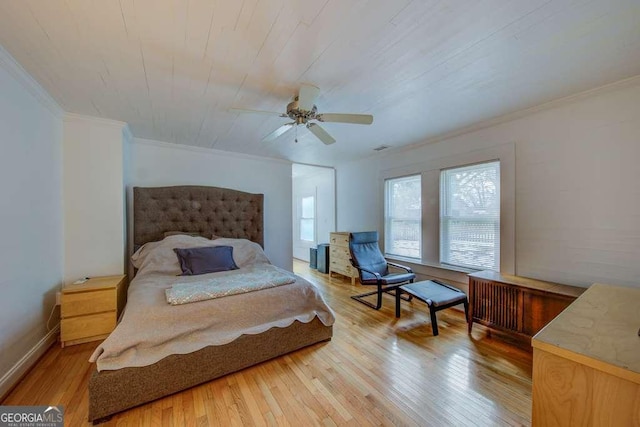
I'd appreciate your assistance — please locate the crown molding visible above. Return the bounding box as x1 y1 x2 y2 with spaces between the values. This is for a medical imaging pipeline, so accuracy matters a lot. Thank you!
370 74 640 162
133 137 292 165
0 44 63 118
63 112 128 130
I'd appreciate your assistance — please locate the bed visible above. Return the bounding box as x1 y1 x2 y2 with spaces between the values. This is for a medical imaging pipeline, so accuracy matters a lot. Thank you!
87 185 334 422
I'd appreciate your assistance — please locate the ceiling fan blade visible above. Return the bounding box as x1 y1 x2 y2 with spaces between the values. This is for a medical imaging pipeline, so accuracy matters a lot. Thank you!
230 107 285 117
317 113 373 125
307 123 336 145
262 123 295 142
297 84 320 111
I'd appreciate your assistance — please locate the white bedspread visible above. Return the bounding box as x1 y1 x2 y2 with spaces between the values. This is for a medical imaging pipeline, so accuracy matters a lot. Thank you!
90 236 335 371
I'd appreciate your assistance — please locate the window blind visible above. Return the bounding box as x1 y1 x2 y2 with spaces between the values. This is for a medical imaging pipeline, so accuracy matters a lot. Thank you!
384 175 421 258
440 161 500 270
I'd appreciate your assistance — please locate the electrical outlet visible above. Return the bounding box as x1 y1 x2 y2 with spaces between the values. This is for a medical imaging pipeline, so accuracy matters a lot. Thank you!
55 291 61 306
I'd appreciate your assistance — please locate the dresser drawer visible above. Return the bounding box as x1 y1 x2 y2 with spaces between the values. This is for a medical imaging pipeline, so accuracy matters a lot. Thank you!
331 261 356 277
330 232 349 248
329 232 358 283
61 311 116 342
330 245 350 260
330 257 352 271
61 289 115 317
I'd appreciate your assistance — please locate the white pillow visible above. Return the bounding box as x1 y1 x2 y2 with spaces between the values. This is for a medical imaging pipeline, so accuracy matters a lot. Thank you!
212 238 271 268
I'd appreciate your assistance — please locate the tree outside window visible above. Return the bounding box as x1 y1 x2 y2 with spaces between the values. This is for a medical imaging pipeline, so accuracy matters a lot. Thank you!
440 161 500 270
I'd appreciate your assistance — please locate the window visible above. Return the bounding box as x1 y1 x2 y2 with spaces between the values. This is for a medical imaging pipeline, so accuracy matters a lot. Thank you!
300 196 315 242
385 175 421 258
440 161 500 270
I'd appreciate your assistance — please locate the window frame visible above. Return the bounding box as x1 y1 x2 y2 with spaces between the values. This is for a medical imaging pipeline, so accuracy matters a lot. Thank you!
383 174 422 259
379 143 515 275
439 160 501 271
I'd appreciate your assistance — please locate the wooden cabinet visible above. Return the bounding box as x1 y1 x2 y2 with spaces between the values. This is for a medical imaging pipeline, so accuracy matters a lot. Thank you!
60 275 126 347
532 283 640 426
468 270 584 341
329 232 358 285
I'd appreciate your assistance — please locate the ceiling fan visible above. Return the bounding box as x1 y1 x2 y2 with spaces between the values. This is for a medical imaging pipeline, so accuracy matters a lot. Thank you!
230 84 373 145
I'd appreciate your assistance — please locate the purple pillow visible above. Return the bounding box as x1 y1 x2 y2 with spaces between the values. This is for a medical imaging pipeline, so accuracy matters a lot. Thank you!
173 246 238 276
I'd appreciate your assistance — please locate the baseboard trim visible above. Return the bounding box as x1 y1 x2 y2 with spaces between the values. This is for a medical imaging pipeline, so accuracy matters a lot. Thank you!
0 325 59 401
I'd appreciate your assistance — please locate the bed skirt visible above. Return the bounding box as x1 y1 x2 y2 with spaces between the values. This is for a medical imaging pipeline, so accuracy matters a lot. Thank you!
88 318 332 422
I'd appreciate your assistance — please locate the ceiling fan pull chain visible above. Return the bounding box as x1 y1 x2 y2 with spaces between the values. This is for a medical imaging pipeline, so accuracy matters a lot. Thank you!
295 124 298 143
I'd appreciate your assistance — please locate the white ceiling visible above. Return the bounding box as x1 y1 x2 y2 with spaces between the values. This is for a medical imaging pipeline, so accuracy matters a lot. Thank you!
0 1 639 166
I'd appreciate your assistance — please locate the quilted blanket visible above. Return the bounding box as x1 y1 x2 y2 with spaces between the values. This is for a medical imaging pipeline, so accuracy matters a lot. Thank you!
166 264 296 305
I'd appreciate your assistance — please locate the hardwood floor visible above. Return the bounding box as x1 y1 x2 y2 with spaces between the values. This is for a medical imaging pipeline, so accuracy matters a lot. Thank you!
3 260 533 426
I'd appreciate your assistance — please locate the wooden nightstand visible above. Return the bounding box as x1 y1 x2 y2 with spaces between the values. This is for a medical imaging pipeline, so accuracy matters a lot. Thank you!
60 275 126 348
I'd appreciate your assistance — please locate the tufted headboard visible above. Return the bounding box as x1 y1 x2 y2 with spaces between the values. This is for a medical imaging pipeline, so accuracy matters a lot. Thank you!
133 185 264 248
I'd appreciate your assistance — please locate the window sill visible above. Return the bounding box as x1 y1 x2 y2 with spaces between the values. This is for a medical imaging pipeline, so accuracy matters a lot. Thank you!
385 255 480 275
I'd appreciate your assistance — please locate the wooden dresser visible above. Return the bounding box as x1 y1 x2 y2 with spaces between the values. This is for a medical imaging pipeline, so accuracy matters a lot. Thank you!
60 275 126 347
468 270 584 341
532 283 640 426
329 232 358 285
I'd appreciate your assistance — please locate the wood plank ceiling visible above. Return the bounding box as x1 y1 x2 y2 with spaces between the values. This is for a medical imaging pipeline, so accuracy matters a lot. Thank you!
0 0 639 166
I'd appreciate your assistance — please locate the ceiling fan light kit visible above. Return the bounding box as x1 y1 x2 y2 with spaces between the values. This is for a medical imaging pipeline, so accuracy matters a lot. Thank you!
232 84 373 145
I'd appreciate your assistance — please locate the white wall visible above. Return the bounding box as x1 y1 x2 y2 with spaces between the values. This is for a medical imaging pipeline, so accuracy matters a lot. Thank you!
292 165 335 261
63 115 127 284
337 78 640 289
130 138 293 271
0 47 63 396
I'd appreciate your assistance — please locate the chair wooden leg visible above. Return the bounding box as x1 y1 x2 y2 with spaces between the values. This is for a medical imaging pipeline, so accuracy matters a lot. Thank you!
375 285 383 310
386 288 412 301
350 290 382 310
351 283 413 312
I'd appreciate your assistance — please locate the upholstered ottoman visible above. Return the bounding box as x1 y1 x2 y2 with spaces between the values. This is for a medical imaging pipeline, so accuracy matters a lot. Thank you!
400 280 469 335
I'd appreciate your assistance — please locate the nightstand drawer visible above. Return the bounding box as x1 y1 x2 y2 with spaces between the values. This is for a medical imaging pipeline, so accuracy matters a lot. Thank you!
61 311 115 342
60 274 126 347
61 289 115 317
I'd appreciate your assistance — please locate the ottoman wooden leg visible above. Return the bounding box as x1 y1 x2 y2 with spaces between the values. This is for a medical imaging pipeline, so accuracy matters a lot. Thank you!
429 306 439 336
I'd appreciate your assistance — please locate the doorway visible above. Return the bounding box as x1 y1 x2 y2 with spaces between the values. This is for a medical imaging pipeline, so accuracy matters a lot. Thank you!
292 164 336 262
